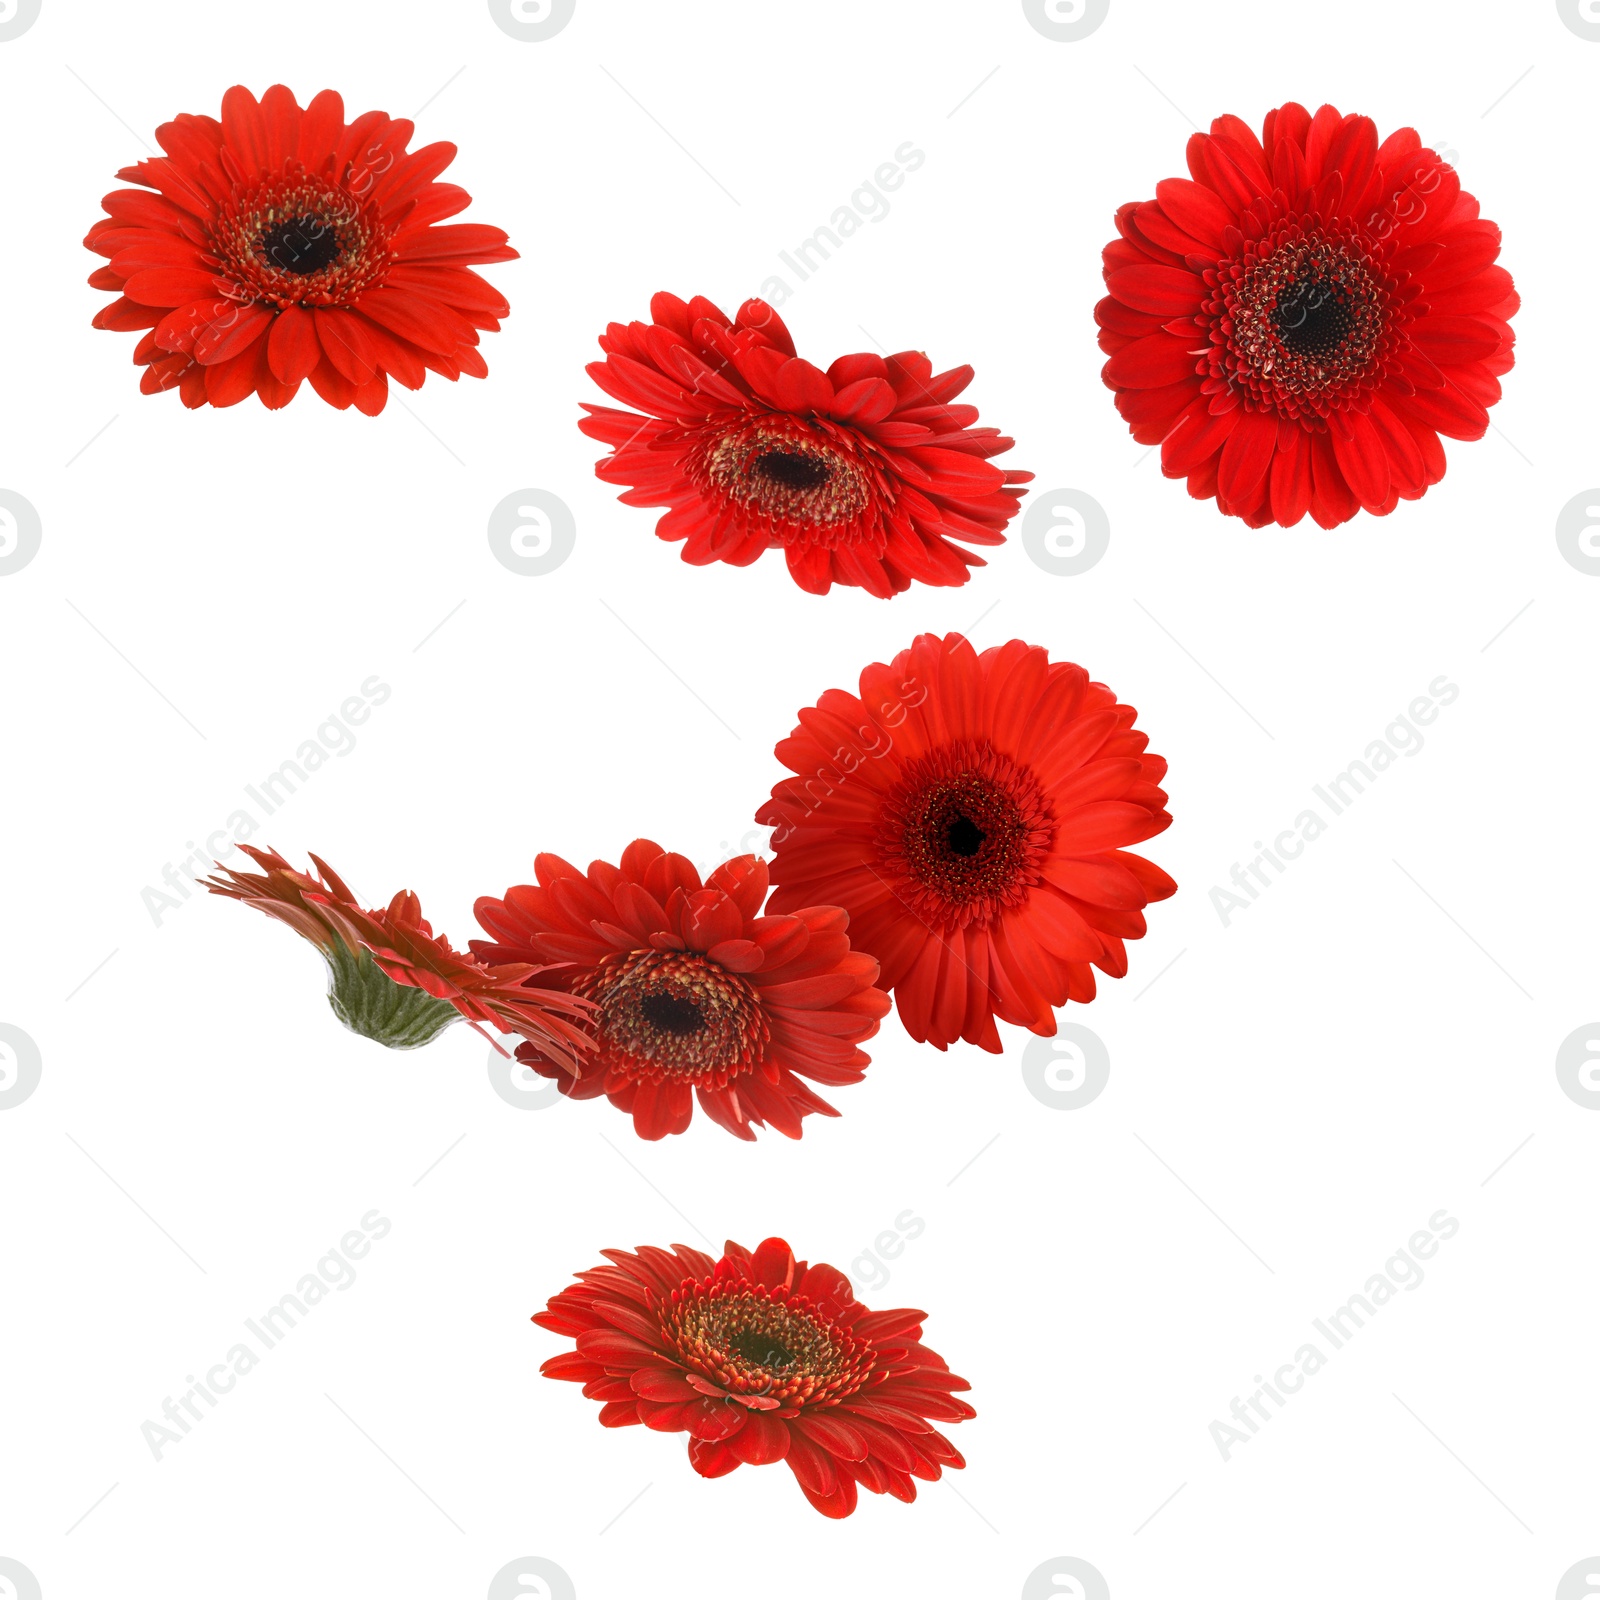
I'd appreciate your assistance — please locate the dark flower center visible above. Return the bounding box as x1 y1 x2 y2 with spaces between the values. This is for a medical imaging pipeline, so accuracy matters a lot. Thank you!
660 1282 876 1407
946 814 986 857
700 424 874 543
639 989 704 1037
576 947 769 1087
1272 276 1357 359
877 741 1056 930
753 450 833 491
258 214 343 276
728 1328 797 1369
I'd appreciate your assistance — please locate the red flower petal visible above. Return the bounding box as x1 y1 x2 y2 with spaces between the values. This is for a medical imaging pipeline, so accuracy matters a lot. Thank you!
1152 176 1235 248
1216 408 1278 503
267 305 320 384
1104 264 1205 315
727 1410 790 1465
1103 331 1199 389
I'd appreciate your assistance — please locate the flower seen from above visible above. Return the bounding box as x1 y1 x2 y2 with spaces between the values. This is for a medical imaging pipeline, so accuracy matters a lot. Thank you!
580 293 1032 596
86 85 516 412
756 633 1175 1051
537 1236 973 1517
1098 103 1517 526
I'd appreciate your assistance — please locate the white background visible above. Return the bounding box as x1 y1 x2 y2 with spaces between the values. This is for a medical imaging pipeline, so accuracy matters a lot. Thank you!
1 1 1596 1597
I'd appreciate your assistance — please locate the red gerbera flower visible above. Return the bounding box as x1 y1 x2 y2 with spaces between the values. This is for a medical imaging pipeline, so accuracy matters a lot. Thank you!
204 845 591 1063
85 84 516 413
755 633 1176 1052
537 1236 973 1517
579 293 1032 597
471 840 889 1141
1097 103 1517 527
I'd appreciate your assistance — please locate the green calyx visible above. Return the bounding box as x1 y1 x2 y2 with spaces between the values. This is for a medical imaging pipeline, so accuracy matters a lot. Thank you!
324 939 460 1051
